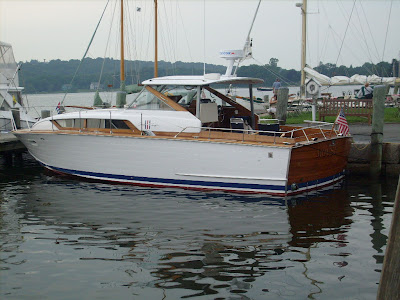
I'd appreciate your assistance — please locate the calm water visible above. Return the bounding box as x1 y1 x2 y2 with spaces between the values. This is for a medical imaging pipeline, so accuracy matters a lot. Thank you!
0 153 397 299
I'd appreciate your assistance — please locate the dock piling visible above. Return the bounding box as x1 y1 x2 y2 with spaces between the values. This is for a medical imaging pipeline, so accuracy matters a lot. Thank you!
277 87 289 125
370 85 386 180
377 175 400 299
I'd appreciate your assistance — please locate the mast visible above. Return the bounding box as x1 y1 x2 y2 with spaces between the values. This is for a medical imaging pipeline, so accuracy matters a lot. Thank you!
300 0 307 98
116 0 127 108
154 0 158 77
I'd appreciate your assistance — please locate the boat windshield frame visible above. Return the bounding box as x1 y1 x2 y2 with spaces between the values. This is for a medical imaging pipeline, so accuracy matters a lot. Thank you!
126 85 176 111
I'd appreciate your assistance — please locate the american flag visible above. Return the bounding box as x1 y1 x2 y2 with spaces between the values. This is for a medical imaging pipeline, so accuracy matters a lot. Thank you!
335 108 349 135
56 102 61 114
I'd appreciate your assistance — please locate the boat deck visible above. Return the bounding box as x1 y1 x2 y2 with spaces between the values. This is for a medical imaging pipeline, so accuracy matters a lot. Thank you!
16 124 345 148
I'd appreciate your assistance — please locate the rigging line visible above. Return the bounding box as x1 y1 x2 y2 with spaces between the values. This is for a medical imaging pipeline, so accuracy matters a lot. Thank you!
60 0 110 107
161 0 177 72
203 0 206 75
125 1 139 84
127 1 137 83
98 0 117 90
381 0 393 76
177 4 194 71
333 0 356 74
336 2 376 68
328 26 376 75
359 2 380 64
354 3 376 66
252 57 297 87
319 26 331 64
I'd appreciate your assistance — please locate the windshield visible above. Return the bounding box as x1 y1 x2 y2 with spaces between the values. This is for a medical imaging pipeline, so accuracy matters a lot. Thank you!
126 87 175 111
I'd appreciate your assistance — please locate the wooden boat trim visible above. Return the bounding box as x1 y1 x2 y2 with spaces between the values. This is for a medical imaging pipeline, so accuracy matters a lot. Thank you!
18 124 350 149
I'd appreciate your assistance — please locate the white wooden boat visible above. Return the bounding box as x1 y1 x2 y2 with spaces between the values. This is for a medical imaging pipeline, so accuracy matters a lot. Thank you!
14 74 351 196
13 0 351 197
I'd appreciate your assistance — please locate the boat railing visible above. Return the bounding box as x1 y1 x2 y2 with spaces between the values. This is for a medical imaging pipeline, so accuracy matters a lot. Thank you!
174 121 342 144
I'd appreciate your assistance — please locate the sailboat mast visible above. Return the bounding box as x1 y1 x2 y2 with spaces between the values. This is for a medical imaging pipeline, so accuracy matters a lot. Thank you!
154 0 158 77
116 0 127 108
300 0 307 97
120 0 125 83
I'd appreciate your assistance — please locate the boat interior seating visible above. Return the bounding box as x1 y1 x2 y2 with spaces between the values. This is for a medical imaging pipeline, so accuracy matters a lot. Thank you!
258 123 280 136
230 116 252 133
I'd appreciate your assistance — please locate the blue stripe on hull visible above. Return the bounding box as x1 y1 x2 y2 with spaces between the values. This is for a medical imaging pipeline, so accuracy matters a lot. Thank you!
43 163 345 196
44 164 286 193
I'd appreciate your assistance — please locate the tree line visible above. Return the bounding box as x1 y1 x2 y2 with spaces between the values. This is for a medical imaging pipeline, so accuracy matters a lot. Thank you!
18 57 398 94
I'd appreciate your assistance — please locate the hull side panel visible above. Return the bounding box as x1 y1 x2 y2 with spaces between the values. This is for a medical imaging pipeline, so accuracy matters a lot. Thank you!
17 132 291 195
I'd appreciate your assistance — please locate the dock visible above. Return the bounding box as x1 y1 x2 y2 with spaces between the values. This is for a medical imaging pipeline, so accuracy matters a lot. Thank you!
0 133 25 151
0 133 26 164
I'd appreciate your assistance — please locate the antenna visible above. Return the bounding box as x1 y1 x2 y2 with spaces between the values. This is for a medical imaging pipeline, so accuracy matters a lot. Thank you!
219 0 261 77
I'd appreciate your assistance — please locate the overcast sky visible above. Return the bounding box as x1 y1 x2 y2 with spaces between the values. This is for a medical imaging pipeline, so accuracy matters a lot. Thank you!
1 0 399 71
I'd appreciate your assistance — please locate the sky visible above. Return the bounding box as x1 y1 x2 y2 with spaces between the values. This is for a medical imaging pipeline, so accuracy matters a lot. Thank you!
1 0 399 71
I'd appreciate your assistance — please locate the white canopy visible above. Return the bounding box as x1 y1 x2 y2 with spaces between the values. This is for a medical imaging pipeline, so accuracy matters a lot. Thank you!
304 66 397 86
142 74 263 86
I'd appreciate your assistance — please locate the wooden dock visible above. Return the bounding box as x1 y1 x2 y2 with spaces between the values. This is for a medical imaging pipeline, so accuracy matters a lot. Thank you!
0 133 25 152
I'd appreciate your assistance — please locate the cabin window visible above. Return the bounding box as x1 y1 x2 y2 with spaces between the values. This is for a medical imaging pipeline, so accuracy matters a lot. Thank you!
57 118 131 130
56 118 83 128
74 119 84 128
105 119 130 129
87 118 105 129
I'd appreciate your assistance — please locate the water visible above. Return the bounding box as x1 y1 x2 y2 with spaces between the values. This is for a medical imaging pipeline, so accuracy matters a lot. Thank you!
0 153 397 299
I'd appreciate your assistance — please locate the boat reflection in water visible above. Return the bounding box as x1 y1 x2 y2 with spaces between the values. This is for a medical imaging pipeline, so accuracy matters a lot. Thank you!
0 158 393 299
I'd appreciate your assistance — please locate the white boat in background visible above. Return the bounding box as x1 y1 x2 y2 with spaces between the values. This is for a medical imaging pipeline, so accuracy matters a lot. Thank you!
13 0 352 197
0 41 37 131
304 66 397 86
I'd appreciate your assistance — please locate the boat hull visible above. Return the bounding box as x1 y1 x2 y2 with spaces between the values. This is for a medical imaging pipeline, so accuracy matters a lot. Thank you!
16 132 293 195
15 131 350 196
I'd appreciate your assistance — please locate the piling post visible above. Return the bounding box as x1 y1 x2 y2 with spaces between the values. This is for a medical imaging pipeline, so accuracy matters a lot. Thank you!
11 108 20 129
276 87 289 125
370 85 385 180
377 175 400 299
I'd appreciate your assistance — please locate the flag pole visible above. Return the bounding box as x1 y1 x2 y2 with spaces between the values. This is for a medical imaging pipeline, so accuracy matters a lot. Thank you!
330 109 340 136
